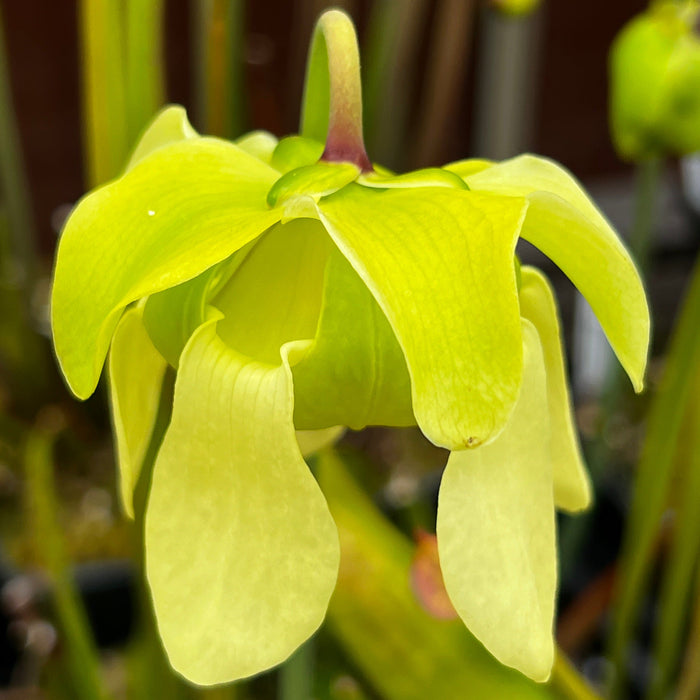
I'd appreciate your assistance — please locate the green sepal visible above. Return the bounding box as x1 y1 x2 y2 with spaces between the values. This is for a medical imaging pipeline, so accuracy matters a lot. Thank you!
357 168 468 190
268 162 360 207
271 135 324 172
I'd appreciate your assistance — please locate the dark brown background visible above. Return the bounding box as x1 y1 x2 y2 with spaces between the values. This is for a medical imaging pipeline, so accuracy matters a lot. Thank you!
2 0 647 254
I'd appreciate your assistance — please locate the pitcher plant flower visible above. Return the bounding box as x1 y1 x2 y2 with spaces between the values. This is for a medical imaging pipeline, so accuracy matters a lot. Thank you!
51 9 649 687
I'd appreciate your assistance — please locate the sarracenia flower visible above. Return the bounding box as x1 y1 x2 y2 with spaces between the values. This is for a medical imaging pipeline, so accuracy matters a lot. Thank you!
51 9 649 687
610 0 700 160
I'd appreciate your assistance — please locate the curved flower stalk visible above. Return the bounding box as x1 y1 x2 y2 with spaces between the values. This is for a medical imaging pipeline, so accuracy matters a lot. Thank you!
51 9 649 687
610 0 700 160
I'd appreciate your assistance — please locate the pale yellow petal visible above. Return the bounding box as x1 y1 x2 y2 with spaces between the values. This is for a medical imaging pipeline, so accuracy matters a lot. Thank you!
437 321 556 682
145 317 339 685
520 266 591 512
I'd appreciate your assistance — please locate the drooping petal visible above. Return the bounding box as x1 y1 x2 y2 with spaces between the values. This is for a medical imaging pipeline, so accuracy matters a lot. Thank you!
145 316 340 685
292 247 414 431
437 320 556 682
52 138 281 399
465 154 649 392
108 303 166 518
126 105 198 170
520 267 591 512
318 185 528 449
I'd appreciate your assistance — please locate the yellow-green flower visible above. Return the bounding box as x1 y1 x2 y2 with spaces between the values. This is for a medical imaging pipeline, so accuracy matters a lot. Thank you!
610 0 700 160
51 9 649 687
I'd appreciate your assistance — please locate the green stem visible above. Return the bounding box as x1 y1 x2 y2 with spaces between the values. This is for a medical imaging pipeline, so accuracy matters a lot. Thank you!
550 650 602 700
607 255 700 697
301 10 371 171
645 361 700 700
278 638 314 700
25 417 111 700
79 0 128 186
124 0 165 146
629 158 661 274
676 570 700 700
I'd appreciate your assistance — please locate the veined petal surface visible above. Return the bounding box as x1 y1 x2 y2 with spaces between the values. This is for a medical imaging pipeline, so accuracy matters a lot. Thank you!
108 304 166 518
318 185 528 449
145 317 339 685
520 267 591 512
437 320 556 682
465 154 649 391
52 138 280 398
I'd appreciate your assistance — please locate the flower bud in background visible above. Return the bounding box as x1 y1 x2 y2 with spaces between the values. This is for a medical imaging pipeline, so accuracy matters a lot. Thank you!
610 0 700 160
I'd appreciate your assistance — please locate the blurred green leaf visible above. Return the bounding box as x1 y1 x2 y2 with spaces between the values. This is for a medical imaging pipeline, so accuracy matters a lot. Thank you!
25 417 111 700
80 0 128 186
647 360 700 699
124 0 165 146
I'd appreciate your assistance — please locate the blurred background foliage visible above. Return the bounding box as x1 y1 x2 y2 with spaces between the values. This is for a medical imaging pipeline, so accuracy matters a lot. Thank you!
0 1 698 698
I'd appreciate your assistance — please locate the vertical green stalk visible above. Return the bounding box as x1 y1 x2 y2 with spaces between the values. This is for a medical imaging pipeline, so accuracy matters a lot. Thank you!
25 419 110 700
193 0 245 138
676 571 700 700
0 5 37 292
278 639 314 700
124 0 165 147
607 255 700 697
645 362 700 700
79 0 128 187
362 0 428 168
550 651 602 700
629 158 661 274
